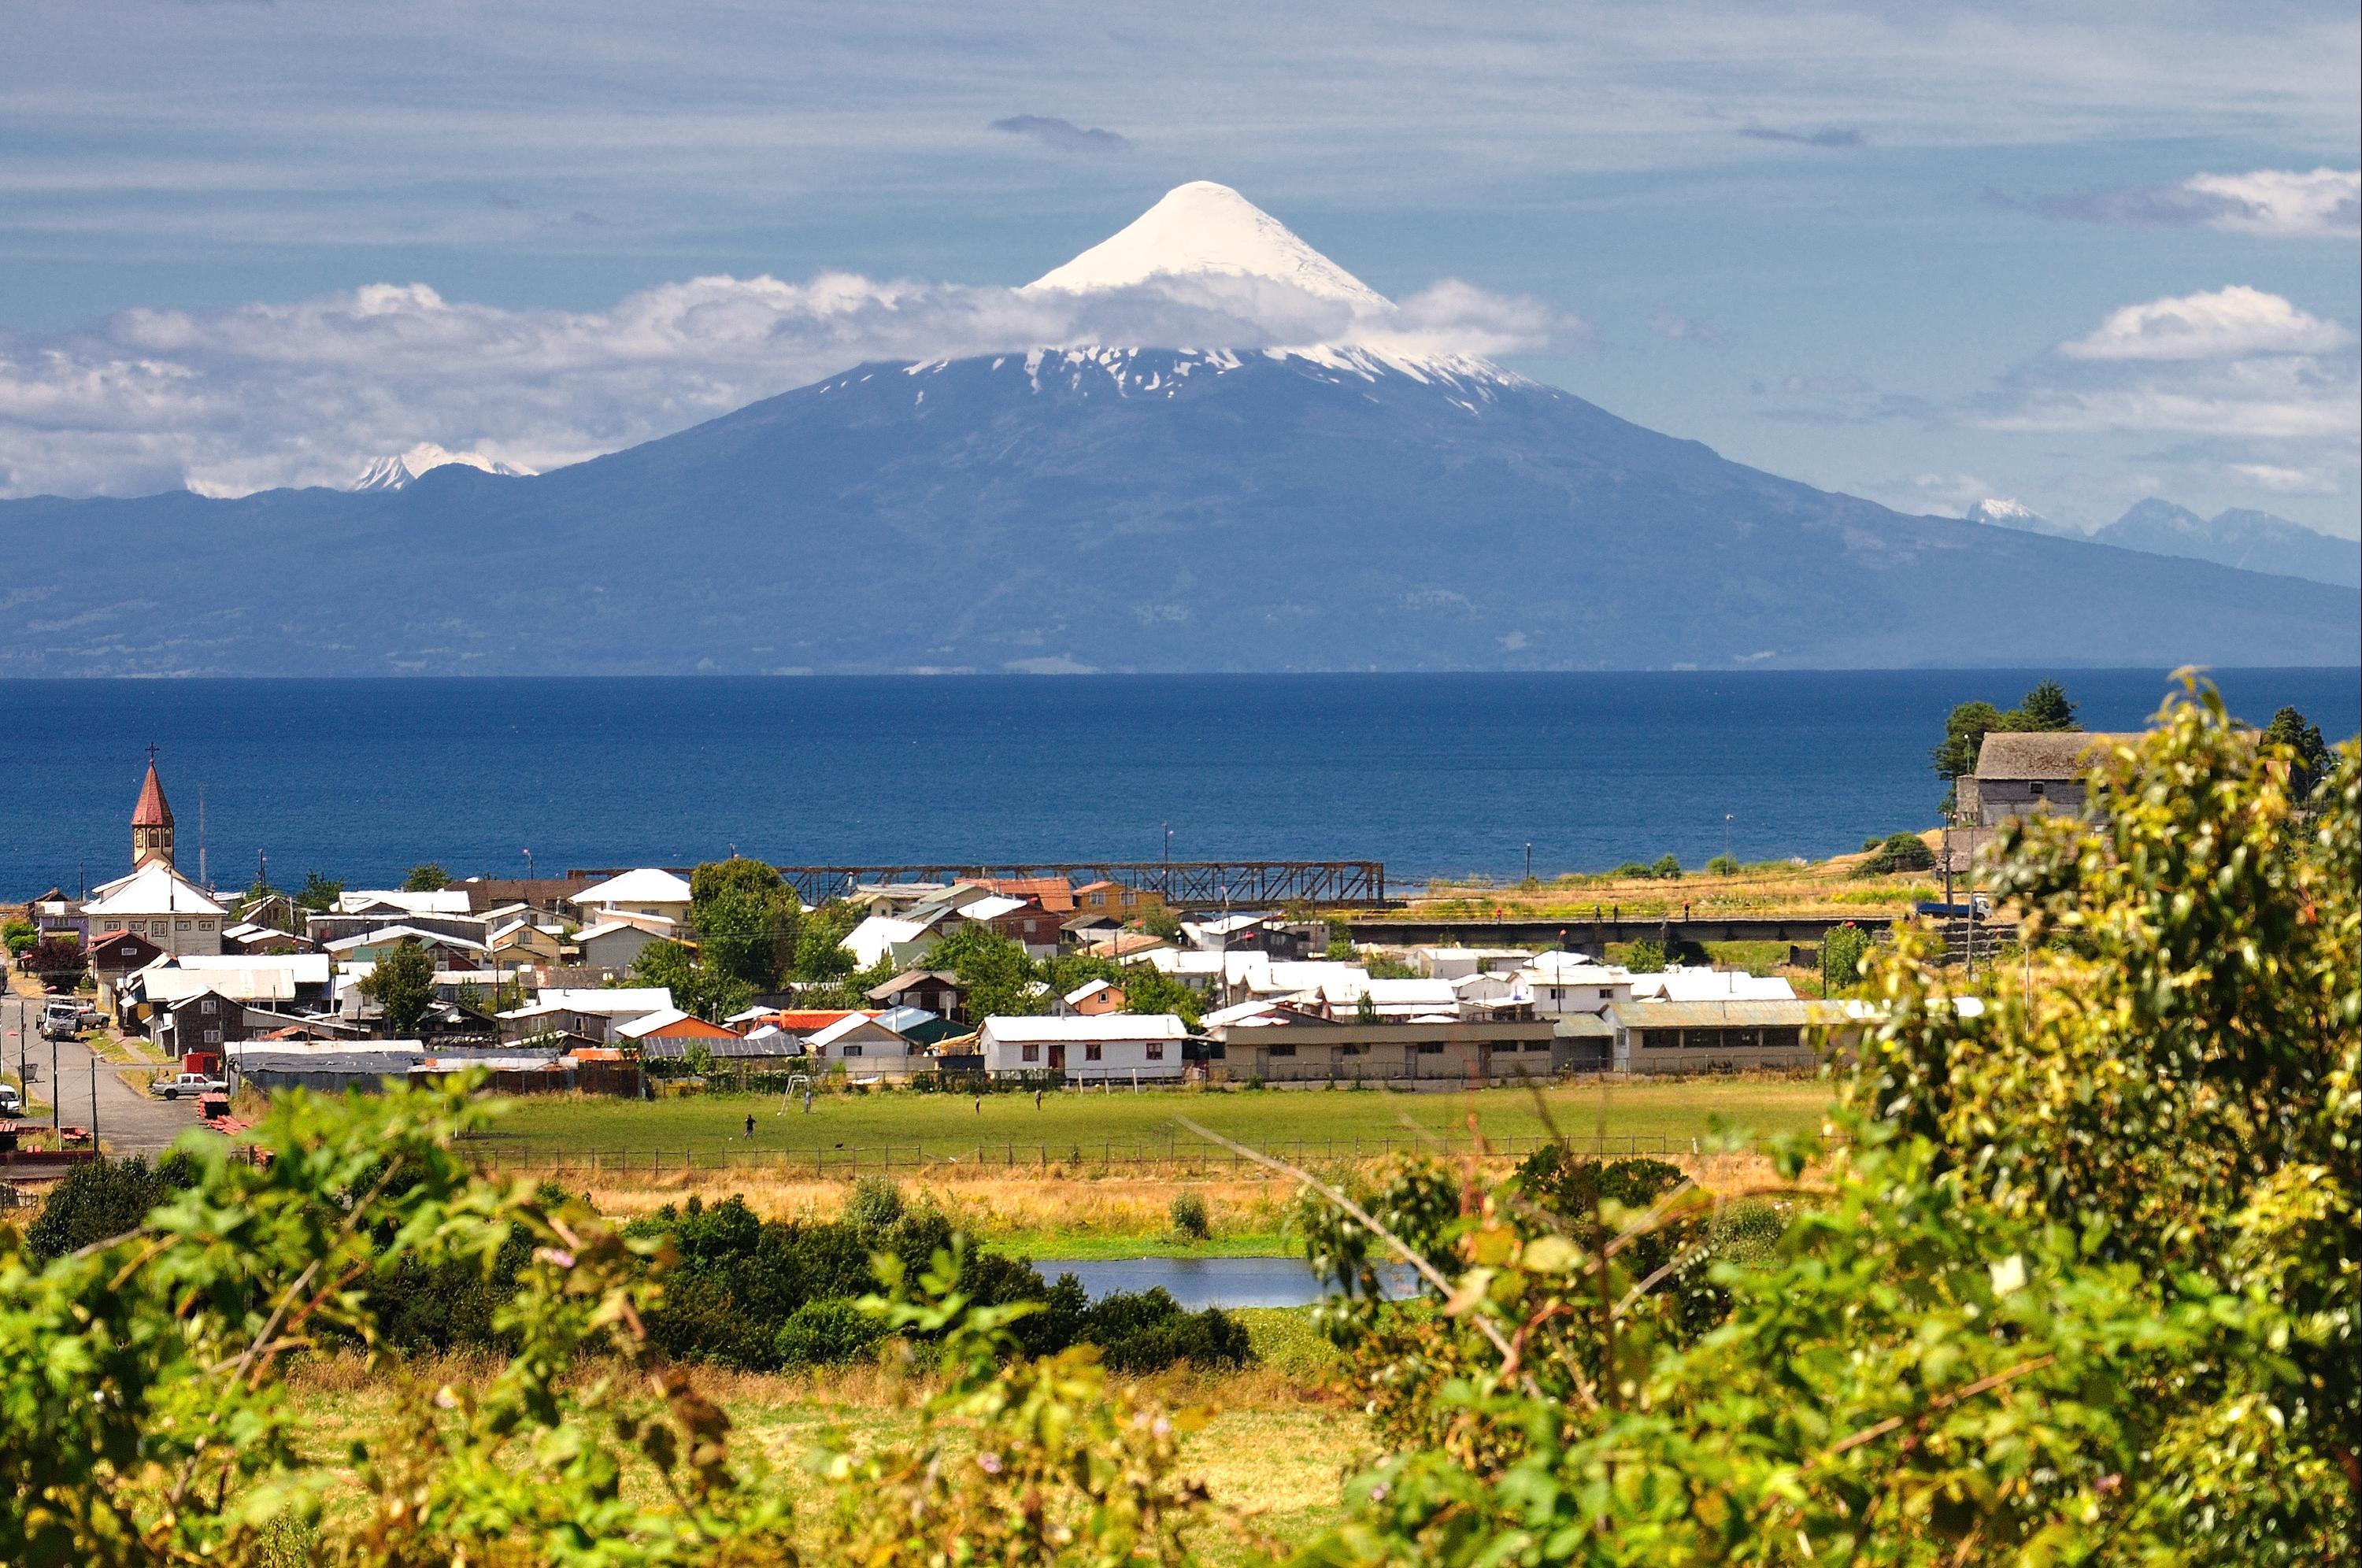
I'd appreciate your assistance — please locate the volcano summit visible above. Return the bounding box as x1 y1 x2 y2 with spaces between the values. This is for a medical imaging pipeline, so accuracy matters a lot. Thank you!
0 183 2351 675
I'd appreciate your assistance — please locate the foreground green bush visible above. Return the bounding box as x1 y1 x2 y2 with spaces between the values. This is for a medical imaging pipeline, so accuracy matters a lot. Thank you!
1292 679 2357 1564
624 1190 1250 1374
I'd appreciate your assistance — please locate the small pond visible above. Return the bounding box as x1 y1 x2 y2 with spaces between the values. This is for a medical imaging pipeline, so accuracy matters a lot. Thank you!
1037 1255 1420 1310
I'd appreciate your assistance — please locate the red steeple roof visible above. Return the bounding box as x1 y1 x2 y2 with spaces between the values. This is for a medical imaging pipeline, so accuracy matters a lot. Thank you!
132 756 173 827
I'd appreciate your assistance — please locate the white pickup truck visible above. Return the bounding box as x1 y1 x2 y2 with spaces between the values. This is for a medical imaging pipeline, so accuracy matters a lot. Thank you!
150 1072 228 1101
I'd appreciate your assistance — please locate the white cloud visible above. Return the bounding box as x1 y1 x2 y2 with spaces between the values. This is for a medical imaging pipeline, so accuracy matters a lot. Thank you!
2060 286 2353 362
2226 461 2349 496
0 268 1569 497
2180 167 2359 238
1986 354 2357 440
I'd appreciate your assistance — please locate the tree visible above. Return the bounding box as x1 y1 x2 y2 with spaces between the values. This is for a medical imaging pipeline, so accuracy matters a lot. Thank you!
402 863 450 893
792 898 861 982
1820 919 1869 987
294 871 343 913
2263 704 2333 797
689 858 799 989
927 924 1043 1019
360 937 435 1034
1931 697 2005 784
2015 676 2078 730
1355 989 1381 1024
1650 853 1682 879
2 919 35 958
630 938 750 1024
1138 900 1181 940
22 935 84 986
1116 963 1202 1029
1705 854 1739 876
1622 938 1665 972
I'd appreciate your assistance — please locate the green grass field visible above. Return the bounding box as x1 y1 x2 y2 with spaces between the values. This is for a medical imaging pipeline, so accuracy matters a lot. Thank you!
468 1078 1833 1167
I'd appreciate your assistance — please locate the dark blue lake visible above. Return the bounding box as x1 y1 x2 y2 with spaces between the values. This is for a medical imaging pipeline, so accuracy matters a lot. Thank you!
2 669 2352 898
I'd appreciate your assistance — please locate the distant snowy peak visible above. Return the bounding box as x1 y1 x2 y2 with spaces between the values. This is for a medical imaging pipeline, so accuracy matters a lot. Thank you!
1025 181 1391 310
1967 497 2084 538
350 443 534 491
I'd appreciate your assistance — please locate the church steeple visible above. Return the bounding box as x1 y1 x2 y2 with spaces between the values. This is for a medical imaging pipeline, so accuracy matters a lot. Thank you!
132 745 176 868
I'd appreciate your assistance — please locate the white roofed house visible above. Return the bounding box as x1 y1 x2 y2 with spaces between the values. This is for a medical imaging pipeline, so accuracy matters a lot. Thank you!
83 863 229 959
1514 952 1636 1017
324 924 492 971
841 914 940 971
805 1012 926 1078
496 986 676 1044
570 868 696 929
1313 975 1463 1022
979 1015 1190 1083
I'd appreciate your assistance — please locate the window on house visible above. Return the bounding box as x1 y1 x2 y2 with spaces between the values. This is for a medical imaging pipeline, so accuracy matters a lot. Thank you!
1084 1042 1103 1062
1145 1041 1164 1060
1417 1042 1444 1055
1022 1043 1039 1063
201 1000 217 1015
842 1045 863 1057
203 1029 222 1044
177 920 191 930
2030 781 2046 797
1268 1043 1296 1057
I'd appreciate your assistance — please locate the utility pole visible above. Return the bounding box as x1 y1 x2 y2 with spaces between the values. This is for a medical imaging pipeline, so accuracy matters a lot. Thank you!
89 1056 98 1149
1524 841 1532 882
1724 814 1734 865
51 1029 60 1136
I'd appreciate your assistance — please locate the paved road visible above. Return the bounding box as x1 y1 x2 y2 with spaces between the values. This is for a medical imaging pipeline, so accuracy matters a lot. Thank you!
4 993 202 1155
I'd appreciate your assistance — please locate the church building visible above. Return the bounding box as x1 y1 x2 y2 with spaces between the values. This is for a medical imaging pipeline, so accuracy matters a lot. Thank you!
81 753 224 959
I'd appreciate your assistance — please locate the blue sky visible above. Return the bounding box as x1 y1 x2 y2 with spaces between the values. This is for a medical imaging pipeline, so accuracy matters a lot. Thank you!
2 0 2356 534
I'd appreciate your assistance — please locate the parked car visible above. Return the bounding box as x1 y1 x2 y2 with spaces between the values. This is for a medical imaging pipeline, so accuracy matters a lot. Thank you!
151 1072 228 1100
0 1083 23 1116
39 1002 82 1041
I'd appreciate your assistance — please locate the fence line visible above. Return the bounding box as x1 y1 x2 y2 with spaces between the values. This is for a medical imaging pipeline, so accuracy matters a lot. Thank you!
457 1130 1721 1179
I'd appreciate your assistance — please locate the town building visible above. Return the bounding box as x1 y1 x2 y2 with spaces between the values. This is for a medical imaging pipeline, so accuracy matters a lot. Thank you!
1058 978 1126 1015
864 969 966 1019
570 868 696 928
1601 998 1817 1074
82 863 227 959
978 1014 1190 1082
1206 1012 1560 1084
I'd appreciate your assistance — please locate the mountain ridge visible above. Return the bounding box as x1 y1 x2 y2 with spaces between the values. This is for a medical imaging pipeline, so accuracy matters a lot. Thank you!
1 345 2351 675
0 183 2351 675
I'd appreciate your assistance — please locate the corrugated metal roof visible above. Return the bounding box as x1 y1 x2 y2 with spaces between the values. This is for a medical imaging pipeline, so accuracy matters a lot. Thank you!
1607 999 1815 1029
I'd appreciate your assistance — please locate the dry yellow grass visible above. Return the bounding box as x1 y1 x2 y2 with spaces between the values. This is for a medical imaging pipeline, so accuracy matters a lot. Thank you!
567 1148 1789 1245
1402 833 1946 920
278 1351 1363 1560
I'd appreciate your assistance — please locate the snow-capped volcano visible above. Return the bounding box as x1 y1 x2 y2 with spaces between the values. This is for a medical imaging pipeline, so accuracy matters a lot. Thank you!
1025 181 1390 311
351 443 533 491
